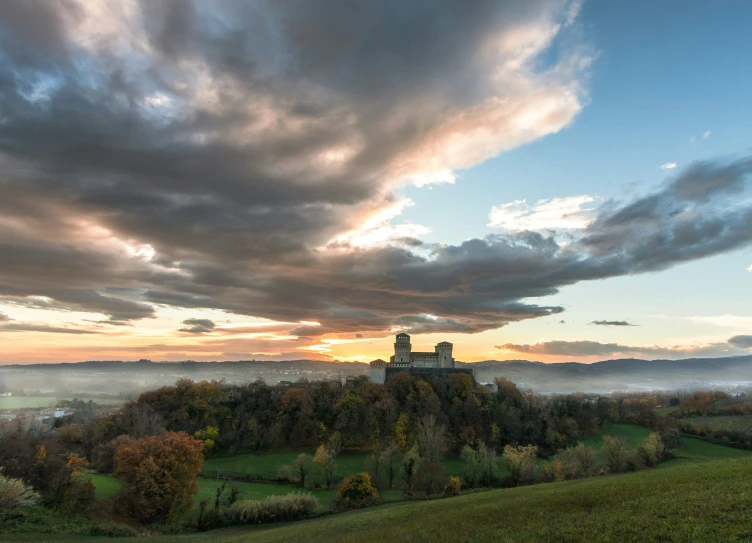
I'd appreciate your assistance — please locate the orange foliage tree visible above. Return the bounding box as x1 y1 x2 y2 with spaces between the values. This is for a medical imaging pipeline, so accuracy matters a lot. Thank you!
114 431 204 523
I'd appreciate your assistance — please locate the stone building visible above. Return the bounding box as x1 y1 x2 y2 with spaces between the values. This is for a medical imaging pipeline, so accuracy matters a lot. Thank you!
369 333 474 384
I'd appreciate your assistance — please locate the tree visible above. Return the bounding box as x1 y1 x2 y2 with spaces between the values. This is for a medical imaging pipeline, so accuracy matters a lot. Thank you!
656 416 681 449
48 453 95 513
412 460 447 495
394 413 409 449
415 415 447 463
114 431 204 523
460 445 481 487
637 433 665 467
92 435 135 474
380 441 401 489
334 473 378 509
401 444 421 490
602 435 628 473
573 443 597 475
293 453 313 489
0 472 39 509
193 426 219 455
502 444 537 485
313 432 342 489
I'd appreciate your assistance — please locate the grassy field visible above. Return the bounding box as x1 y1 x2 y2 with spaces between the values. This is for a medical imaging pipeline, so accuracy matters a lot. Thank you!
655 405 680 416
0 396 126 409
17 455 752 543
85 472 401 512
85 473 123 500
683 414 752 433
202 451 469 486
580 423 652 459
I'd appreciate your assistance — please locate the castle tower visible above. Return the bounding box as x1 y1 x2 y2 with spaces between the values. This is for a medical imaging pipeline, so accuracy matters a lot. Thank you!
435 341 454 368
394 333 412 363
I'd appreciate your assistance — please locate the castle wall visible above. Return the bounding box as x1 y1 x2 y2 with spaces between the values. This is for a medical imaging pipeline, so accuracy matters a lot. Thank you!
384 366 474 382
370 364 386 384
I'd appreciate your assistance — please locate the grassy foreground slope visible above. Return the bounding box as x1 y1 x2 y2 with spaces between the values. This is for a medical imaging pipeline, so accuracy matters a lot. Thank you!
15 456 752 543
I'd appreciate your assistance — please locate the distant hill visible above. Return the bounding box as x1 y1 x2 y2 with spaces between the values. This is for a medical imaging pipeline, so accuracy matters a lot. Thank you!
466 355 752 392
1 355 751 395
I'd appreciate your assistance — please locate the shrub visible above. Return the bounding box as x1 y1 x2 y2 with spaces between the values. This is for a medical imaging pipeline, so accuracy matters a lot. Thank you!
334 473 379 509
444 476 461 497
0 472 39 509
229 493 318 524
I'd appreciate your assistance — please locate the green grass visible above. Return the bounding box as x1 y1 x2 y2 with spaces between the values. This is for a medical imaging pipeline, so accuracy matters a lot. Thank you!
202 451 371 479
580 423 652 451
683 414 752 433
658 436 752 469
202 451 470 486
656 405 680 416
15 455 752 542
84 471 401 513
84 473 123 500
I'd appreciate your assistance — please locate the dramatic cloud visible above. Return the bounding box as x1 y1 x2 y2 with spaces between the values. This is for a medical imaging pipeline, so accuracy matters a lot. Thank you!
178 319 216 334
1 1 752 362
488 195 596 231
590 320 636 326
729 335 752 348
661 163 678 170
0 313 8 323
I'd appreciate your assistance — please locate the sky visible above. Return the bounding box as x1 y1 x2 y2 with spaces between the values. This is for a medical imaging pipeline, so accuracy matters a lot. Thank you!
0 0 750 365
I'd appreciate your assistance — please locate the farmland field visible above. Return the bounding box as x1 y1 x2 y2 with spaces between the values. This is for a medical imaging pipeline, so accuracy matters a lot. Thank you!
20 455 752 543
0 396 126 409
682 414 752 434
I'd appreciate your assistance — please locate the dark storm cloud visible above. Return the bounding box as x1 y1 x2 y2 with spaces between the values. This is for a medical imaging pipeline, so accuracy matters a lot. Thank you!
729 336 752 348
178 319 216 334
1 1 751 343
591 320 637 326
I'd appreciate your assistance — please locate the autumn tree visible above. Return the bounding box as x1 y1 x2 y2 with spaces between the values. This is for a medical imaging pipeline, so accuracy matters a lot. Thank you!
114 431 204 523
313 432 342 489
502 444 538 485
394 413 409 449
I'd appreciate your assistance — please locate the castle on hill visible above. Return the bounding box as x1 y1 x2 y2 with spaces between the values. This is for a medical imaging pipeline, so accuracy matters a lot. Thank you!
369 333 474 384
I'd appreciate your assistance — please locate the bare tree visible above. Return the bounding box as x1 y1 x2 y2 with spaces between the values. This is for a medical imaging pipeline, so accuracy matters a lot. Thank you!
380 441 401 489
415 415 447 463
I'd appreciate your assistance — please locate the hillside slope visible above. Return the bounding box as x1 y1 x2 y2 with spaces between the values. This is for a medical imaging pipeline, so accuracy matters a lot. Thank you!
12 456 752 543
